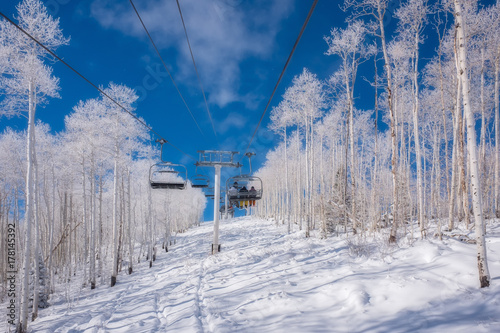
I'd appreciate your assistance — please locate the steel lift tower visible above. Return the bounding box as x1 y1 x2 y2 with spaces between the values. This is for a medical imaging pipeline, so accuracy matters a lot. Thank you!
196 151 241 254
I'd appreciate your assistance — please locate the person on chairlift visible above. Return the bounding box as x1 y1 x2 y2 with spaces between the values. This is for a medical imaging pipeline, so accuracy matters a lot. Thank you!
239 186 248 208
249 186 257 207
228 184 238 197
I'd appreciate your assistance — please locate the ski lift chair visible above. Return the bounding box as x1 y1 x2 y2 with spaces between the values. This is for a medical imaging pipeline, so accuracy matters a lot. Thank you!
149 162 187 190
191 174 210 188
226 175 263 206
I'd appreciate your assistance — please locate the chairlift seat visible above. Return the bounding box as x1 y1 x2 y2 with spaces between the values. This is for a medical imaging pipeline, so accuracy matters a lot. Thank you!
150 182 186 190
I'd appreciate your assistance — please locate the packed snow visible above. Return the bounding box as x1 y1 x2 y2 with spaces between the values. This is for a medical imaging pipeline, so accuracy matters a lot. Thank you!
8 217 500 332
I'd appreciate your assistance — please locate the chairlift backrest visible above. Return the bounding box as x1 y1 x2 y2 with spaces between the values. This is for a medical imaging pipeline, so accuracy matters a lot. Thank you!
149 162 187 190
191 174 210 189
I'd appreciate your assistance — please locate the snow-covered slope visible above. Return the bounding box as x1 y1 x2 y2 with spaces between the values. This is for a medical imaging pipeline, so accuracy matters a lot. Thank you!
21 217 500 332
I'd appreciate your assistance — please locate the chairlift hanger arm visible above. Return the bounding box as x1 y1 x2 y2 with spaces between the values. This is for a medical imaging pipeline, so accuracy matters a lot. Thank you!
245 152 256 174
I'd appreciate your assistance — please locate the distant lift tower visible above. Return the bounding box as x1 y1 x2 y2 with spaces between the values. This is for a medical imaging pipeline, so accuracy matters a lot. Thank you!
196 150 241 254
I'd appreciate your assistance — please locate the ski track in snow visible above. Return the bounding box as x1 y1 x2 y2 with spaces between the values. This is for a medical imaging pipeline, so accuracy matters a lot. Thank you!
4 217 500 332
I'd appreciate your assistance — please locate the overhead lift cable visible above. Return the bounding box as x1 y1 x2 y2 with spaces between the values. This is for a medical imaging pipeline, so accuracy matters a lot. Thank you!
175 0 219 147
242 0 318 158
0 10 196 161
129 0 205 138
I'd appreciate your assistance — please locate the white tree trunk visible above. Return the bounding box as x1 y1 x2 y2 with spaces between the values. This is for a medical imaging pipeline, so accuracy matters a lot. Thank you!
449 116 458 231
458 104 470 227
147 185 153 267
454 0 490 288
64 192 70 279
284 129 291 233
296 133 302 231
81 157 88 286
32 143 40 321
111 150 119 287
98 176 104 285
47 165 56 294
304 116 311 238
495 49 499 217
372 55 380 233
128 170 133 274
377 7 398 243
433 127 443 239
345 63 357 234
453 40 469 226
20 80 35 332
310 115 315 232
412 33 425 238
479 48 486 172
437 46 451 213
90 162 96 290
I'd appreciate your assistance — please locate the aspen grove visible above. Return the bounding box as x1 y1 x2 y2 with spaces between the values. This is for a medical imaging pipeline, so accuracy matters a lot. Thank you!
0 2 206 331
257 0 499 289
0 98 206 330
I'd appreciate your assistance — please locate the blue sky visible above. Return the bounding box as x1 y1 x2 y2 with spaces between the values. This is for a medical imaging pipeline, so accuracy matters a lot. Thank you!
1 0 351 170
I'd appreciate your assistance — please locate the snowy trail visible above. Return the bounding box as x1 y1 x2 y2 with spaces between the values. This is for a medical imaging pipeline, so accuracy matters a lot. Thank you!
13 217 500 332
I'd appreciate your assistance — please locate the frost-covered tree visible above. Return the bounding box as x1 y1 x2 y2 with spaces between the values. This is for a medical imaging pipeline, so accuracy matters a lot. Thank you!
65 98 110 290
269 90 298 232
325 19 374 233
453 0 490 288
99 83 149 287
0 0 68 330
344 0 400 243
475 1 500 217
256 0 496 290
286 69 324 237
394 0 429 238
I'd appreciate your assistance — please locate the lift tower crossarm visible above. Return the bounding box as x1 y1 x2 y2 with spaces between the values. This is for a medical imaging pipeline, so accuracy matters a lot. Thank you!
196 150 241 168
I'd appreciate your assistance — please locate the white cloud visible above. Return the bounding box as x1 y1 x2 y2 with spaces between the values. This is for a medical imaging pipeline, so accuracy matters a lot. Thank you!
90 0 294 108
217 112 246 134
